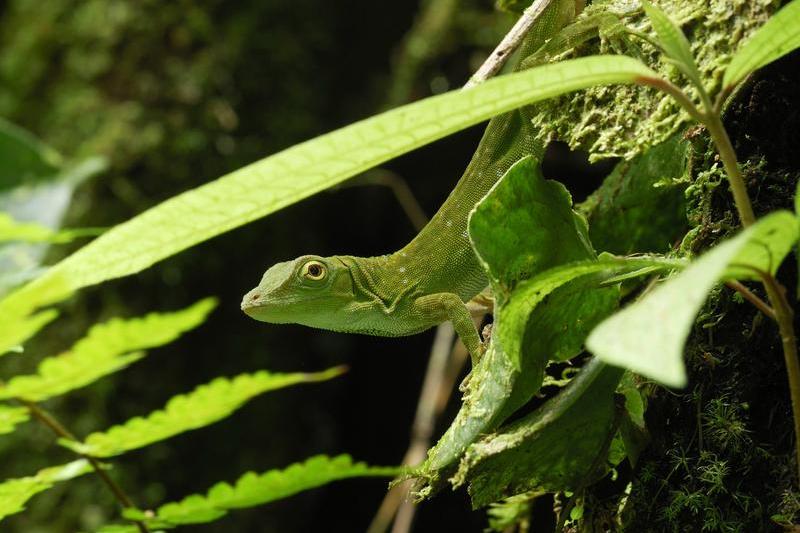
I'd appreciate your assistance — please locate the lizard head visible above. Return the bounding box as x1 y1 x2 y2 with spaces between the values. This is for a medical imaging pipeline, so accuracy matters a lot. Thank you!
241 255 356 327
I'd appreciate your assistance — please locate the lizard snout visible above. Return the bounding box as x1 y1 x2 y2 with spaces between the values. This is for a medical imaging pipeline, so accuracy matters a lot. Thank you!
240 289 263 313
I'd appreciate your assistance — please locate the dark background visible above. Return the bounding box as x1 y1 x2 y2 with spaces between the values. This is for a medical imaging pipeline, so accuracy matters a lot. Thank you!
0 1 611 531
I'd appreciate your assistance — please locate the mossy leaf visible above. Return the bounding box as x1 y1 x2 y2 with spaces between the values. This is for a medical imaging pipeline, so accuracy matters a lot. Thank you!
60 367 346 457
0 460 92 522
581 133 689 255
455 360 623 508
723 0 800 89
0 298 216 401
587 211 798 387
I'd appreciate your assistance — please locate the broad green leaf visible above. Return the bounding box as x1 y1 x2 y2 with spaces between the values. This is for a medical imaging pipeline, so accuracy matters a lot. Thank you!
61 367 346 457
0 117 61 190
587 211 798 387
469 156 595 296
494 259 678 371
116 455 399 529
454 360 623 508
417 339 518 495
416 256 680 493
723 0 800 89
0 274 71 356
0 460 92 521
0 119 106 295
21 55 656 295
0 404 29 435
641 1 703 90
0 298 216 401
580 133 689 255
0 213 103 244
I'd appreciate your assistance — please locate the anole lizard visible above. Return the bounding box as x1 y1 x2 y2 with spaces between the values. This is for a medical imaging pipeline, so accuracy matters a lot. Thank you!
241 0 576 363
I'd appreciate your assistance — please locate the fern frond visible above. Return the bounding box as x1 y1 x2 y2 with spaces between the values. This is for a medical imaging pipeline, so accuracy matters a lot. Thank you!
0 298 216 401
61 367 347 457
114 455 399 530
0 460 92 521
0 404 29 434
0 274 71 356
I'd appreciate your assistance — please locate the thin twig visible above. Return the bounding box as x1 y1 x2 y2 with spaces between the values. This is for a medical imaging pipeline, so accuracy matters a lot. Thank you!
725 280 776 321
346 171 430 232
22 400 150 533
366 323 456 533
465 0 556 88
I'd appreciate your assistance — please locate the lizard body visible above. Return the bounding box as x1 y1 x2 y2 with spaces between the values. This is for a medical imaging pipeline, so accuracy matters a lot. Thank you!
242 1 576 361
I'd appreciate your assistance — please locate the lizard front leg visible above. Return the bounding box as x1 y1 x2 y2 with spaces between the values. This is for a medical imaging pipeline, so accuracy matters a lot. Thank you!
413 292 484 365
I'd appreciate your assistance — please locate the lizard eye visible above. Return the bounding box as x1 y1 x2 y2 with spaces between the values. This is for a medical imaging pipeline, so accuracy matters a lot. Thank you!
301 260 327 281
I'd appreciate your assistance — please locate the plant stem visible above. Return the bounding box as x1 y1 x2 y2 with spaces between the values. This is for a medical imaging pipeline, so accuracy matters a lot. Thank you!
703 110 800 484
724 280 776 320
761 276 800 483
464 0 556 88
652 74 800 483
703 113 756 227
22 400 150 533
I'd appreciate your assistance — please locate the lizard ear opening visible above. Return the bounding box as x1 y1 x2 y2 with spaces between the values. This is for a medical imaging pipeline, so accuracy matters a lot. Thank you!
300 260 327 281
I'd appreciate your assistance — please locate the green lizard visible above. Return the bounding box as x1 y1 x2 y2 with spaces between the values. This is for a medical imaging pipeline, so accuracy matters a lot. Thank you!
241 1 577 363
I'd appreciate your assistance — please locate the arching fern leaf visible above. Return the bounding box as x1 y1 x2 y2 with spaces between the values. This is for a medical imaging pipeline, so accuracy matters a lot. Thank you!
0 274 71 356
0 460 92 521
99 455 400 531
0 298 216 401
60 367 347 457
0 404 29 435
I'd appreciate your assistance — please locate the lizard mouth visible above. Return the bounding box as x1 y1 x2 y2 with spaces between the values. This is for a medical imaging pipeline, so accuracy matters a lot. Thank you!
240 289 265 314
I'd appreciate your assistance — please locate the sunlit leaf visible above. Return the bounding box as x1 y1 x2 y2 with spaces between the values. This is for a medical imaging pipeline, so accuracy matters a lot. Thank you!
455 360 622 508
587 211 798 387
61 367 346 457
0 213 103 244
115 455 399 529
0 460 92 521
21 55 656 295
723 0 800 89
641 1 703 90
0 404 29 435
0 298 216 401
0 274 71 356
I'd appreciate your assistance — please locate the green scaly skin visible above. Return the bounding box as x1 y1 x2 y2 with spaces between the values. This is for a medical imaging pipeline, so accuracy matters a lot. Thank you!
241 1 575 362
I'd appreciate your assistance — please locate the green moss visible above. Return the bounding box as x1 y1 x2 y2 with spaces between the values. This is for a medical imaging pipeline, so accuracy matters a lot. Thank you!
528 0 777 161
